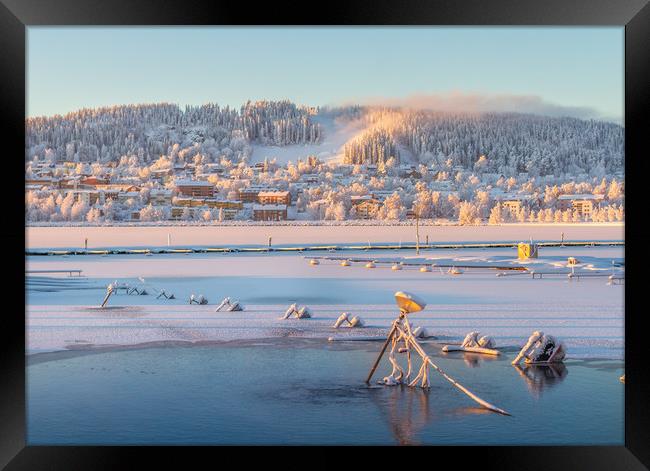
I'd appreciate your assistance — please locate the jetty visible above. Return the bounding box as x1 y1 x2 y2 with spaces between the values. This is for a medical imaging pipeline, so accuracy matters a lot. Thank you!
26 240 623 257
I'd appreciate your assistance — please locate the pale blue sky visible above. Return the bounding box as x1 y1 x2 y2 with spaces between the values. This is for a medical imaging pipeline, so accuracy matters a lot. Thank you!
27 27 624 121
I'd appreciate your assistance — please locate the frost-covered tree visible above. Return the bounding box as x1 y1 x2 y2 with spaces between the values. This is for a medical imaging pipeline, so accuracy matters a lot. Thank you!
59 193 75 220
474 190 491 219
103 199 115 221
139 204 157 221
446 193 461 219
516 206 529 223
413 188 432 218
307 201 325 220
70 200 89 221
488 204 503 225
343 128 400 165
382 192 406 220
593 178 608 195
528 210 537 223
458 201 480 225
86 207 102 222
607 179 623 202
568 208 578 222
200 209 213 222
324 201 346 221
473 155 489 174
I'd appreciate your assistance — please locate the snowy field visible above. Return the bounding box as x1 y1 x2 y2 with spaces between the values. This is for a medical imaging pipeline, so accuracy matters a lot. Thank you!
26 245 624 359
26 223 624 249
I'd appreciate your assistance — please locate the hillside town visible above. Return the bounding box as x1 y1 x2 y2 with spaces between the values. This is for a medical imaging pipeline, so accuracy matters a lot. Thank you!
25 154 624 224
25 102 624 225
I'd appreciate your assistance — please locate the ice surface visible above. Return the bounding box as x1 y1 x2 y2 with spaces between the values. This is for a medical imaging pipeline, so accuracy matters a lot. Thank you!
26 246 623 359
26 223 624 250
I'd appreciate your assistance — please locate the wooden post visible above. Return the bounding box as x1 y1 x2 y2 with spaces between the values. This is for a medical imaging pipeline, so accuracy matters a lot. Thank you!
100 286 114 308
365 314 403 384
416 213 420 255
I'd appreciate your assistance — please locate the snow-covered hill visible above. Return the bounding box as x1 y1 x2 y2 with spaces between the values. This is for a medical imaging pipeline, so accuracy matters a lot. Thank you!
26 101 624 177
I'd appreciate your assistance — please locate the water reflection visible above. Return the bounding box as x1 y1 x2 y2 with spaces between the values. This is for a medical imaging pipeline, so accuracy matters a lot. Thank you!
384 386 431 445
370 385 486 445
445 406 494 418
514 363 568 399
461 352 500 368
439 346 501 368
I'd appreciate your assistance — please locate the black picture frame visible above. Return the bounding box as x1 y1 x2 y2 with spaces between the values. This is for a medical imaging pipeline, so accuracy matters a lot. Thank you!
3 0 648 468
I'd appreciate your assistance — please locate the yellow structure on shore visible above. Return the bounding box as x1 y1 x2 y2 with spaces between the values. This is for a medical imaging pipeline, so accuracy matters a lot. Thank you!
518 241 539 260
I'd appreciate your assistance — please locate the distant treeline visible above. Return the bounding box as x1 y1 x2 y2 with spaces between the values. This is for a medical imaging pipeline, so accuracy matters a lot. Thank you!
26 101 322 164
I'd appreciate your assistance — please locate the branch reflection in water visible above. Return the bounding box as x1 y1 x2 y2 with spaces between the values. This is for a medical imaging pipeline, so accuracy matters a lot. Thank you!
460 351 501 368
369 385 487 445
513 363 568 399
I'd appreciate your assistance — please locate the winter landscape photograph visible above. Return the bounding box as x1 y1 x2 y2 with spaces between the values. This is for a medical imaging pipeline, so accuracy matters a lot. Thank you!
25 27 625 445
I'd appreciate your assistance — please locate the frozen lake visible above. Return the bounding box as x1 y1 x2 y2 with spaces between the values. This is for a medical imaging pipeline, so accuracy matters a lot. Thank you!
26 245 624 358
26 223 624 249
26 243 625 444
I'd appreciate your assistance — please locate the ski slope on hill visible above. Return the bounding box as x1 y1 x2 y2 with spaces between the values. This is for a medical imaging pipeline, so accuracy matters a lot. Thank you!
249 113 367 164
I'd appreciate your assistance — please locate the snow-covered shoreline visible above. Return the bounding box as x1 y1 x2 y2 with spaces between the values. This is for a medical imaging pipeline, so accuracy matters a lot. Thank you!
25 220 624 228
26 222 624 249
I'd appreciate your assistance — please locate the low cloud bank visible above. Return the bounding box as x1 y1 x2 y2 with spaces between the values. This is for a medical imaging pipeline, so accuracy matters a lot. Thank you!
346 91 618 122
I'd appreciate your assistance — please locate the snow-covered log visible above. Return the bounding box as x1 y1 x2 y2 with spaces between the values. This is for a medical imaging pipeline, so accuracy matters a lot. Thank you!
411 326 433 339
189 293 208 305
281 303 311 319
100 283 115 308
442 331 499 355
511 331 566 364
215 297 244 312
333 312 364 328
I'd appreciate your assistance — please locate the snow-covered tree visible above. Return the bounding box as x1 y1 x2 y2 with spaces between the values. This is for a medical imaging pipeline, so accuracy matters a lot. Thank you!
86 207 102 222
458 201 480 225
70 200 89 221
607 179 623 202
488 204 503 225
382 193 406 220
59 193 75 220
